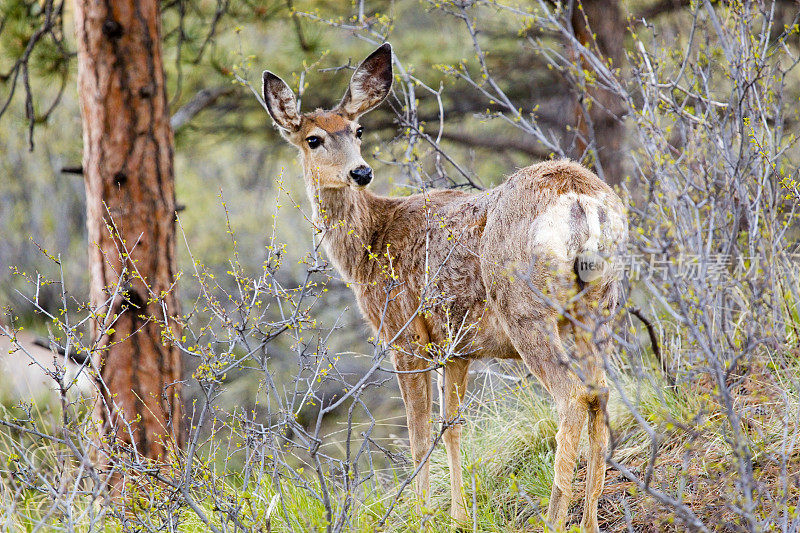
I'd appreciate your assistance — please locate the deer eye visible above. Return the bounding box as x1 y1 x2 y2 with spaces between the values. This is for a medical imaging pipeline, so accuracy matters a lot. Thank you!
306 136 322 149
355 127 363 139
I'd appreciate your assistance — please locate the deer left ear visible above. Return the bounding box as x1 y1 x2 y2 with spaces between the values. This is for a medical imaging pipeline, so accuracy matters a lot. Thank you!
338 43 393 119
262 70 302 132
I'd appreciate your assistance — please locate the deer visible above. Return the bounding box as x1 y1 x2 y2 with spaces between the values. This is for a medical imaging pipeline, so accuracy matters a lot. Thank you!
261 43 628 531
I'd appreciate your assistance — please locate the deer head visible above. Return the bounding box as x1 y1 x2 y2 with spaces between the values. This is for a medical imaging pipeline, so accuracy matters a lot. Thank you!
262 43 393 189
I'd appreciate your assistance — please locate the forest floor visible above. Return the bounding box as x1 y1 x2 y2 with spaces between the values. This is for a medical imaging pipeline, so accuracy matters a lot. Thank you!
2 350 797 531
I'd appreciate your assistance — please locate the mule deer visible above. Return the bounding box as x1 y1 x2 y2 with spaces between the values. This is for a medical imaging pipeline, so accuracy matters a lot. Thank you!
262 43 627 531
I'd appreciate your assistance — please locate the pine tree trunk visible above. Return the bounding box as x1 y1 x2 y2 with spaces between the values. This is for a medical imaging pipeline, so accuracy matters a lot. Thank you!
74 0 183 464
571 0 626 185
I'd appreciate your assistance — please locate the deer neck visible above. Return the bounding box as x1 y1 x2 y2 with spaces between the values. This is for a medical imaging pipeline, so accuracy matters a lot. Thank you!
304 177 385 284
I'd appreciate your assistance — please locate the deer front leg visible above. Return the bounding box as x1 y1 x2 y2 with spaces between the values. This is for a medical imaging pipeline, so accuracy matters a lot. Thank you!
394 351 433 507
441 357 471 526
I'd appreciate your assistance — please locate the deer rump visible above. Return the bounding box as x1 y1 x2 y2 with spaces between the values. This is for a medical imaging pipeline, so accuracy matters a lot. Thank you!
478 160 627 316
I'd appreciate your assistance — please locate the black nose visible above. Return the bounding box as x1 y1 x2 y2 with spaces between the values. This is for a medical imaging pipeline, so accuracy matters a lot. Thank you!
349 166 373 186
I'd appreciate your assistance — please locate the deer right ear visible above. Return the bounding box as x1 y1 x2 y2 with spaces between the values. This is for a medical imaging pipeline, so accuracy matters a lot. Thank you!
338 43 393 119
262 71 302 132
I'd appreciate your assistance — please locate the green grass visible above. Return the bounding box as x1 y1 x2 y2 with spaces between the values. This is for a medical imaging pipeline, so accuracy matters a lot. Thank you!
2 359 799 531
393 382 559 532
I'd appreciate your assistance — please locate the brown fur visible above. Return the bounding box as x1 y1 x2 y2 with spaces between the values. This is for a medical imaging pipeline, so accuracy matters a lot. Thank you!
301 111 351 136
262 45 628 531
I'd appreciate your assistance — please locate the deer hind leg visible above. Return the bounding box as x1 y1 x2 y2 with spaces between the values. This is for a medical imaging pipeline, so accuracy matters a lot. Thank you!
582 394 607 533
440 357 471 525
544 364 587 530
496 311 587 531
572 324 609 533
490 302 589 529
548 315 609 533
394 350 433 507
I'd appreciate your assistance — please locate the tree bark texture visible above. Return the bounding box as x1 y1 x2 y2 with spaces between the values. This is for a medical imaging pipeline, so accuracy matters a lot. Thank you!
74 0 183 463
571 0 626 185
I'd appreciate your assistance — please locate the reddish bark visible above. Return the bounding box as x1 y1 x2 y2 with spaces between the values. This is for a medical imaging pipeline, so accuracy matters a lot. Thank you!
571 0 627 185
74 0 183 465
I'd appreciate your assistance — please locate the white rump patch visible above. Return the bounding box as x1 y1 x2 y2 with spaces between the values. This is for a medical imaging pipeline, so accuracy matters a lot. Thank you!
530 193 621 262
530 193 578 261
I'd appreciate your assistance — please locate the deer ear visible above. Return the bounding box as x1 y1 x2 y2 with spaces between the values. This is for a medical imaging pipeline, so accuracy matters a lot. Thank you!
338 43 393 119
262 71 302 131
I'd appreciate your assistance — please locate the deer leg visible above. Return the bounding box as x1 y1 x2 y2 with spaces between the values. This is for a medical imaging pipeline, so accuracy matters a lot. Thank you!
581 395 606 533
440 357 471 525
574 327 609 533
394 352 433 507
498 314 586 530
547 382 587 530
